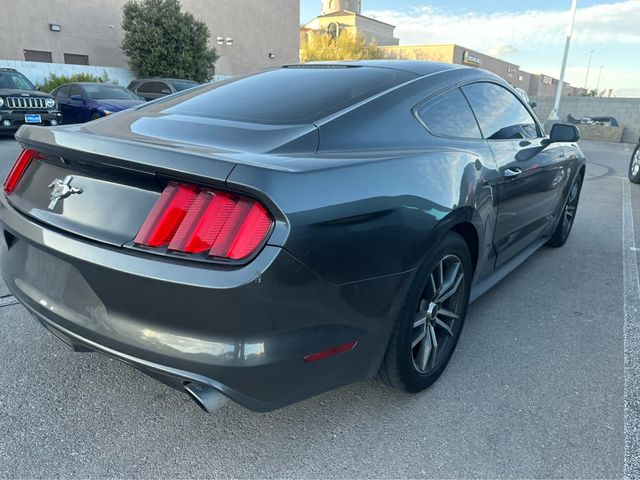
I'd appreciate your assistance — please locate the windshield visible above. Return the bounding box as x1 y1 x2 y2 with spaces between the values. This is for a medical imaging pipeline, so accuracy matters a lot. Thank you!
0 71 35 91
84 85 141 100
169 79 199 92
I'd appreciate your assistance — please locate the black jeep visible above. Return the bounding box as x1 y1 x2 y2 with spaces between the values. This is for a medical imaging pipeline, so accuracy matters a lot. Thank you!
0 68 62 133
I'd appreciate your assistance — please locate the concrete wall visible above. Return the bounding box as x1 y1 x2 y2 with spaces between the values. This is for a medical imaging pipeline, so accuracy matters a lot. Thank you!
0 59 229 88
0 0 300 76
184 0 300 75
0 0 128 67
0 59 135 87
531 96 640 144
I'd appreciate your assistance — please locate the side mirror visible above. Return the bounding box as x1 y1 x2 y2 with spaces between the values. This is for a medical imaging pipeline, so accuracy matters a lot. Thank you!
70 94 84 102
160 88 172 95
530 101 537 108
544 123 580 146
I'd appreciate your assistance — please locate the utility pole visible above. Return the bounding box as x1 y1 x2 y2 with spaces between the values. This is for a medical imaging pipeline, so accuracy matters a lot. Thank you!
548 0 578 123
584 49 594 89
596 65 604 92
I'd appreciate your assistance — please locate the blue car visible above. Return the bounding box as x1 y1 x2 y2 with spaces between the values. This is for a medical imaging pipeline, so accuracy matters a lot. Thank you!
50 82 145 124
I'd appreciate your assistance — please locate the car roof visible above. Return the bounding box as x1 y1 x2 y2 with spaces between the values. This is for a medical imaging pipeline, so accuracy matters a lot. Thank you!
134 77 197 82
294 60 466 76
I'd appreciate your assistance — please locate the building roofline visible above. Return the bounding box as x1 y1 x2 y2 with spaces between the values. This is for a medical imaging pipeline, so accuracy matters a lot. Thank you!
316 10 397 28
381 43 521 69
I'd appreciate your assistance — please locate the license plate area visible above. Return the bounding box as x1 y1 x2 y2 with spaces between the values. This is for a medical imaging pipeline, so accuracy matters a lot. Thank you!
24 114 42 124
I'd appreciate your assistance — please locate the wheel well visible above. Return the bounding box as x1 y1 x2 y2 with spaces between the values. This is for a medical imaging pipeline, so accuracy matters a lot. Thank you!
450 222 479 273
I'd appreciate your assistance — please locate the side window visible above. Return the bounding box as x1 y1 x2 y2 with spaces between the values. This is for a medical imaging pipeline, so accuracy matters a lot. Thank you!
462 83 539 140
137 81 170 94
416 88 482 139
56 85 71 98
69 85 84 98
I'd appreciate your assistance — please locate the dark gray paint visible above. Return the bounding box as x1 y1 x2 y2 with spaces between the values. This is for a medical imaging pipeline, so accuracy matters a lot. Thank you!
0 61 585 411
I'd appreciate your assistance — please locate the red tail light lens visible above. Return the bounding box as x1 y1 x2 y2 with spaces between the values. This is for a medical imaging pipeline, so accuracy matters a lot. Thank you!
134 182 273 261
4 149 37 193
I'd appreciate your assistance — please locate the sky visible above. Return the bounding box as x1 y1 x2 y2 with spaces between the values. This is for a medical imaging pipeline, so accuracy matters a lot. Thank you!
300 0 640 96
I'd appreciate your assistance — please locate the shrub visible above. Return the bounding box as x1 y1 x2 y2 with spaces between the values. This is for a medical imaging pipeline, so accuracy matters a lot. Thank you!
37 71 115 93
121 0 219 83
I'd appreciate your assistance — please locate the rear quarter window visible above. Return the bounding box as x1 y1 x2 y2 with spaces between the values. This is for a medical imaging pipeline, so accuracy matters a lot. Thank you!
415 88 482 139
159 66 418 125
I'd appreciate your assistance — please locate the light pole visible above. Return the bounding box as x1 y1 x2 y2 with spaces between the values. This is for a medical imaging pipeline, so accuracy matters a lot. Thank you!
548 0 578 123
584 49 594 89
596 65 604 92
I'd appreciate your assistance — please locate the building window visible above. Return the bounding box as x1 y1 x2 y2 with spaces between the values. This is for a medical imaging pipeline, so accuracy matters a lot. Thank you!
24 50 52 63
64 53 89 65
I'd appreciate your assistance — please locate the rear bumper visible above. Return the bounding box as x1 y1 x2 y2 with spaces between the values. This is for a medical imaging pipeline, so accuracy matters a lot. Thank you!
0 195 412 411
0 111 62 130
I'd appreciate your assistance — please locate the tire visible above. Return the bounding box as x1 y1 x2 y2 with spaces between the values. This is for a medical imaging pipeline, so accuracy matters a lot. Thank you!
379 231 472 392
546 172 584 248
629 144 640 184
90 112 101 121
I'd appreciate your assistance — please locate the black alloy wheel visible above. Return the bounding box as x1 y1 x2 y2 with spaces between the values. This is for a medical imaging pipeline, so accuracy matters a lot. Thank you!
547 173 583 247
380 232 471 392
629 144 640 184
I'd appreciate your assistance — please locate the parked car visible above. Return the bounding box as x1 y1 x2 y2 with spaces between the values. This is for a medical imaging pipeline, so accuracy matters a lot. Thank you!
629 137 640 183
514 87 537 108
0 68 62 132
0 61 585 413
50 83 145 124
127 77 199 101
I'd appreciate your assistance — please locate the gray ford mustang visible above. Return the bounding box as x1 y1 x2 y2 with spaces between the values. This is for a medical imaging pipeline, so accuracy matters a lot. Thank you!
0 61 585 412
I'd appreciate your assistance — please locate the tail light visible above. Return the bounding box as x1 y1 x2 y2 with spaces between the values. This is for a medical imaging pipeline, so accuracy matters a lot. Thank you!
4 149 37 193
134 182 272 261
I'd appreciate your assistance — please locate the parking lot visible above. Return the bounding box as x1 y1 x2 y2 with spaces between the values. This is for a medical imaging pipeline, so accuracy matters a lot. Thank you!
0 136 638 478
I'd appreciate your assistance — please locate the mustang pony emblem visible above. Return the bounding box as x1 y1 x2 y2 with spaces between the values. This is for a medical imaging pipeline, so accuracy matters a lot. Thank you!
48 176 83 210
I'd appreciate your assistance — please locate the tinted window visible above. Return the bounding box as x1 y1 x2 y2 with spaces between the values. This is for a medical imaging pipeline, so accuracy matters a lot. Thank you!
162 66 418 125
54 85 71 98
138 81 170 94
83 84 141 100
69 85 84 97
0 71 35 90
462 83 539 140
416 88 481 139
169 79 198 92
24 50 52 63
64 53 89 65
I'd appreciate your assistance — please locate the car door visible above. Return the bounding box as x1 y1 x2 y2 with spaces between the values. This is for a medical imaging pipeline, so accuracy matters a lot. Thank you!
135 80 172 101
461 82 569 268
66 84 87 124
53 85 72 123
414 87 498 282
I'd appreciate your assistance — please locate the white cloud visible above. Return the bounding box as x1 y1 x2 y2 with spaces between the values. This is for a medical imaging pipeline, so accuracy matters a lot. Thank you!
365 1 640 49
363 1 640 90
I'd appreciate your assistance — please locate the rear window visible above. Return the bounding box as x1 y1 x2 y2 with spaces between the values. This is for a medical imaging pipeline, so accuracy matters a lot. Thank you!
169 79 198 91
161 66 418 125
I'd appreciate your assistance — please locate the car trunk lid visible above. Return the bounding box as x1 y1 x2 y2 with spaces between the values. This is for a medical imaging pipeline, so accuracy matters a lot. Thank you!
8 126 241 247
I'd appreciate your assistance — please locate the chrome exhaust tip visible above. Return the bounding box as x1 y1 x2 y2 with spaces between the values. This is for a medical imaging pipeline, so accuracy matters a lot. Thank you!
184 383 229 413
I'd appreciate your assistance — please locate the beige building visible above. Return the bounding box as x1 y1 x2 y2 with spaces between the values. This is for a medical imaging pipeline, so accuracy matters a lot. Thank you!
0 0 300 76
302 0 399 46
382 44 585 97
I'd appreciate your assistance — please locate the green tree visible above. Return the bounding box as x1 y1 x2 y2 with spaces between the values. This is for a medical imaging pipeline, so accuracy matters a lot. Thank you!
301 31 384 62
583 88 607 97
121 0 219 83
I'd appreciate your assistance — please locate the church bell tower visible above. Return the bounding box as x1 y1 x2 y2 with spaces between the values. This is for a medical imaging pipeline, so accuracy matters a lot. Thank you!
321 0 362 15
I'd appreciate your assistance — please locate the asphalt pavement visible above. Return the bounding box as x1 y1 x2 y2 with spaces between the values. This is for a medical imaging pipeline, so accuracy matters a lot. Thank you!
0 135 638 479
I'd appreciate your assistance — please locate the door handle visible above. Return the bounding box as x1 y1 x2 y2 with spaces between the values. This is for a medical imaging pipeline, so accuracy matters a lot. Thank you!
503 167 523 177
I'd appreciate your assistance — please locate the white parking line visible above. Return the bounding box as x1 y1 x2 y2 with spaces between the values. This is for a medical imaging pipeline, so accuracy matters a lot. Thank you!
623 179 640 479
